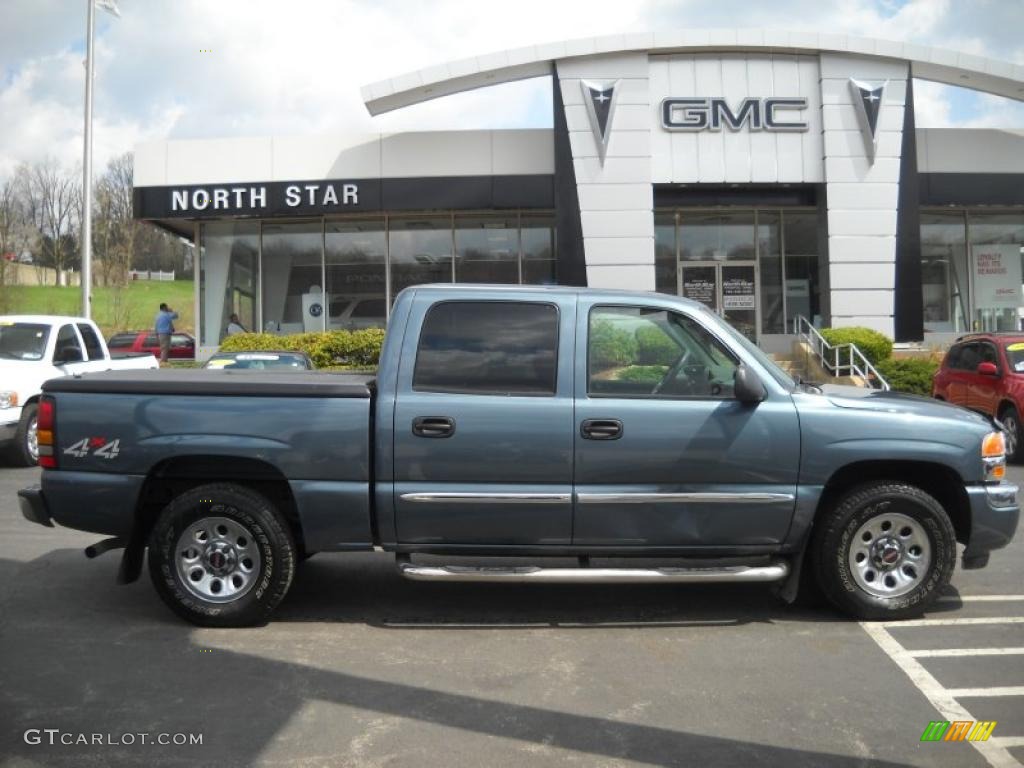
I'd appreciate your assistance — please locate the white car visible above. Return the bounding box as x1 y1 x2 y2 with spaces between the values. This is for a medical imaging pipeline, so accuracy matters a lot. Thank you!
0 315 159 466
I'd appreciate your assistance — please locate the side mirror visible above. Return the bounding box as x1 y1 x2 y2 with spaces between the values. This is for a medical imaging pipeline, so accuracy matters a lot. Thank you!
734 364 766 404
977 362 999 377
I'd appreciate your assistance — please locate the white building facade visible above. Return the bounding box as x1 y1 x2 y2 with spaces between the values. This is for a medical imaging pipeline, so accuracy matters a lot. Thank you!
133 30 1024 357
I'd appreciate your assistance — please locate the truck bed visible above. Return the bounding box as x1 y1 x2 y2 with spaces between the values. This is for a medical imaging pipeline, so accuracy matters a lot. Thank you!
42 369 375 398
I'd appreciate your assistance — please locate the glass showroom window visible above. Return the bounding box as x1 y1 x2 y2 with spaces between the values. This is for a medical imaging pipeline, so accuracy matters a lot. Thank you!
757 211 783 334
389 217 454 301
921 212 968 334
654 212 676 294
679 211 756 262
326 218 386 330
455 215 519 283
262 222 325 334
198 220 259 346
521 214 557 285
968 212 1024 332
783 211 820 329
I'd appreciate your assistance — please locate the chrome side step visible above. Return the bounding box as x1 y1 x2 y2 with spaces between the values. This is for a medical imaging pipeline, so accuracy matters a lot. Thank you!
398 559 790 584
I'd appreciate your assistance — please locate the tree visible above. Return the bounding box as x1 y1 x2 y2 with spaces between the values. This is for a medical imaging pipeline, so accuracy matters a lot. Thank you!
17 159 81 285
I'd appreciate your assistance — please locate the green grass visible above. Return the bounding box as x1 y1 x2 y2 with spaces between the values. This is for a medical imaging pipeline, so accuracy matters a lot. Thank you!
0 280 194 338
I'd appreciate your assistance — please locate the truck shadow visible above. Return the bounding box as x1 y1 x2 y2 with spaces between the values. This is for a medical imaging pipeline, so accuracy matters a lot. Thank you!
0 550 920 768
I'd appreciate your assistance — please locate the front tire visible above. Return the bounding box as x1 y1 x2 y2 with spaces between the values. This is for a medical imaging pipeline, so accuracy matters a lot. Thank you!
8 403 39 467
999 404 1022 464
147 483 296 627
811 482 956 620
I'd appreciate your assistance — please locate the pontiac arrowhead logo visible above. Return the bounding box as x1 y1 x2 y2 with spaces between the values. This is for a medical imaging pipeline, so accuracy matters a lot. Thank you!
581 79 619 165
849 78 888 163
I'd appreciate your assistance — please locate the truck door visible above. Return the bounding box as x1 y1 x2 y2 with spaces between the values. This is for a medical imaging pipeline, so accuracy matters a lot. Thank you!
573 301 800 547
393 295 576 545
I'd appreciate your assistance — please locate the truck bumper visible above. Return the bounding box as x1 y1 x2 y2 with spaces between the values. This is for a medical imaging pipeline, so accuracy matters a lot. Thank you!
18 485 53 527
963 483 1019 565
36 471 144 536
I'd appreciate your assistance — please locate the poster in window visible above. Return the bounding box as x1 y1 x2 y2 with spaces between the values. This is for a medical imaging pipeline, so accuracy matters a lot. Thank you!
722 276 756 310
971 244 1023 309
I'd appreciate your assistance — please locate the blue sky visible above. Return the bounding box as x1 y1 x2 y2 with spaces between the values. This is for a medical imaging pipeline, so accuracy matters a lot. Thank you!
3 0 1024 180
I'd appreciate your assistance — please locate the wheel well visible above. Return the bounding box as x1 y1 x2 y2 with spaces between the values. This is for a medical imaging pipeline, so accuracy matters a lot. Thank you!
816 460 970 545
996 400 1016 418
135 455 304 551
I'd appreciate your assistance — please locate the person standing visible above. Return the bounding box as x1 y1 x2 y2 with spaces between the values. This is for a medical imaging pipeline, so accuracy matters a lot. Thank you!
154 302 178 364
226 313 248 336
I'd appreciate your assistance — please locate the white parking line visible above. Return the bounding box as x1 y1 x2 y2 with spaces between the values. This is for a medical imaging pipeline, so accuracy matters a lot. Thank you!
861 622 1021 768
910 647 1024 658
881 616 1024 628
946 687 1024 698
938 595 1024 603
993 737 1024 749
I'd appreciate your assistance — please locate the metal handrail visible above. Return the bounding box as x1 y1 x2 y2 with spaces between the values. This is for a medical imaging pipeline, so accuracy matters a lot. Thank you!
791 316 890 391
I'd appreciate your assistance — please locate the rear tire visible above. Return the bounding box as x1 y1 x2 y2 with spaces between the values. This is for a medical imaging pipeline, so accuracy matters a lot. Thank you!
999 404 1022 464
811 482 956 620
147 483 296 627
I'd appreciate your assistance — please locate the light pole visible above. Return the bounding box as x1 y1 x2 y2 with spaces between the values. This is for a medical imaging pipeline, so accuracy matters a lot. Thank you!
81 0 95 317
80 0 119 318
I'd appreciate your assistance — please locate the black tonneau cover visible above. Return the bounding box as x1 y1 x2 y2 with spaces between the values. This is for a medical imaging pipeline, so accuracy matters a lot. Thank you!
42 369 374 398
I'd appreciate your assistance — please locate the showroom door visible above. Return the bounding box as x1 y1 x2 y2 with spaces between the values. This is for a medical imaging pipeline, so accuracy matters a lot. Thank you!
679 262 759 341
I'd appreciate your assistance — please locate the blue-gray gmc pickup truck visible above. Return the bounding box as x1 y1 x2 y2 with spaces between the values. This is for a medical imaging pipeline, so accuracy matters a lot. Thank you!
18 285 1020 626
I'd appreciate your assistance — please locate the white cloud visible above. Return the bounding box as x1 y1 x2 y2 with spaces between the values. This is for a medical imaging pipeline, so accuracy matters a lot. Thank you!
2 0 1023 180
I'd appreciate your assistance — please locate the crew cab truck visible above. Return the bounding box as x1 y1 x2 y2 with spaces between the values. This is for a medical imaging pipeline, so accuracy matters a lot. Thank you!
18 286 1020 626
1 315 158 466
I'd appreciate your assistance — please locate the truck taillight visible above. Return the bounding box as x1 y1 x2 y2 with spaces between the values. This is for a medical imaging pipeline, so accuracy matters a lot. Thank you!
37 396 56 469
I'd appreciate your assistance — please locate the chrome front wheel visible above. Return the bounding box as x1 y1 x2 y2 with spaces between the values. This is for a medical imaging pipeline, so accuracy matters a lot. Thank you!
847 512 931 598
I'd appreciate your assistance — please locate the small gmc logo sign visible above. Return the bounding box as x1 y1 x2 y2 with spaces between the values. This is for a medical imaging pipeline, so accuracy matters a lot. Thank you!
661 97 809 132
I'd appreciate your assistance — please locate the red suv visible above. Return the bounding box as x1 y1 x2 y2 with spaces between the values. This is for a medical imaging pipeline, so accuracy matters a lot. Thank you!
933 333 1024 461
107 330 195 360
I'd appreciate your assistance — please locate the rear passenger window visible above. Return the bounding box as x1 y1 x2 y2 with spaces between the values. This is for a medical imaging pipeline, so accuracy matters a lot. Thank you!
957 343 981 371
944 345 962 369
76 323 104 360
413 301 558 395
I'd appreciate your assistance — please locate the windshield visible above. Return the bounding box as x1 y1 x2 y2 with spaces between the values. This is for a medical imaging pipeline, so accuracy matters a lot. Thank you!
695 307 796 390
0 322 50 361
1005 342 1024 373
205 353 310 370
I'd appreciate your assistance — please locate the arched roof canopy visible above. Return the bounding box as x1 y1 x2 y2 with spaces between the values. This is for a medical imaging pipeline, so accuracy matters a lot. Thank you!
361 29 1024 116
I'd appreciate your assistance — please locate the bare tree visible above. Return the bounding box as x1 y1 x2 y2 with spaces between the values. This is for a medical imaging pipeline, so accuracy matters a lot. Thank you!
94 152 139 286
18 158 81 286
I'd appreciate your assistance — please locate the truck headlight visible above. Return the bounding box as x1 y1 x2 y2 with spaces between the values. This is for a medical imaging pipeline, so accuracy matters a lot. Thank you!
0 391 18 409
982 431 1006 482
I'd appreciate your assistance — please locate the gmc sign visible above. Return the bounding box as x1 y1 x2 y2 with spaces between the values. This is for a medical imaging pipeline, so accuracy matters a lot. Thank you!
661 97 809 132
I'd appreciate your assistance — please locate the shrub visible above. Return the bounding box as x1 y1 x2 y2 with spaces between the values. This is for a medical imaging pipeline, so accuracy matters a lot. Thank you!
635 326 678 366
616 364 669 383
875 357 939 397
218 328 385 369
589 319 637 370
820 327 893 366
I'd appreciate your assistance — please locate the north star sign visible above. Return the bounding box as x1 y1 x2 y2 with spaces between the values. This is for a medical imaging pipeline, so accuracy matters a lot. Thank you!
661 97 809 132
170 182 360 212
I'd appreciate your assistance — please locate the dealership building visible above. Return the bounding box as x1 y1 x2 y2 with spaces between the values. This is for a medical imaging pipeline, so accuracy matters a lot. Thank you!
132 29 1024 358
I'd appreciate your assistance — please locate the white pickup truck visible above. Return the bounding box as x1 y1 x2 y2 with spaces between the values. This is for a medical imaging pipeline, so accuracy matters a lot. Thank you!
0 315 158 466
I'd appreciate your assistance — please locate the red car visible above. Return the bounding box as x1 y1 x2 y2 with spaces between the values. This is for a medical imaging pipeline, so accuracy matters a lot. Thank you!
107 330 195 360
933 332 1024 461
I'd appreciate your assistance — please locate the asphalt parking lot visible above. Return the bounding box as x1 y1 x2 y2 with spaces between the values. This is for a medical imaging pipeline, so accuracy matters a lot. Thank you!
0 461 1021 768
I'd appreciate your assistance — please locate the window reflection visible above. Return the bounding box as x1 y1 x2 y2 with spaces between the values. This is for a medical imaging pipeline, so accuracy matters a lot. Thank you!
326 219 386 330
455 215 519 283
261 222 324 334
389 217 453 300
199 220 259 345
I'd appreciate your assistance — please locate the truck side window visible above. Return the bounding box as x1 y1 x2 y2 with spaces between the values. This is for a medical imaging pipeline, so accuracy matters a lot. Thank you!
54 324 84 363
76 323 104 360
588 306 739 399
413 301 558 395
